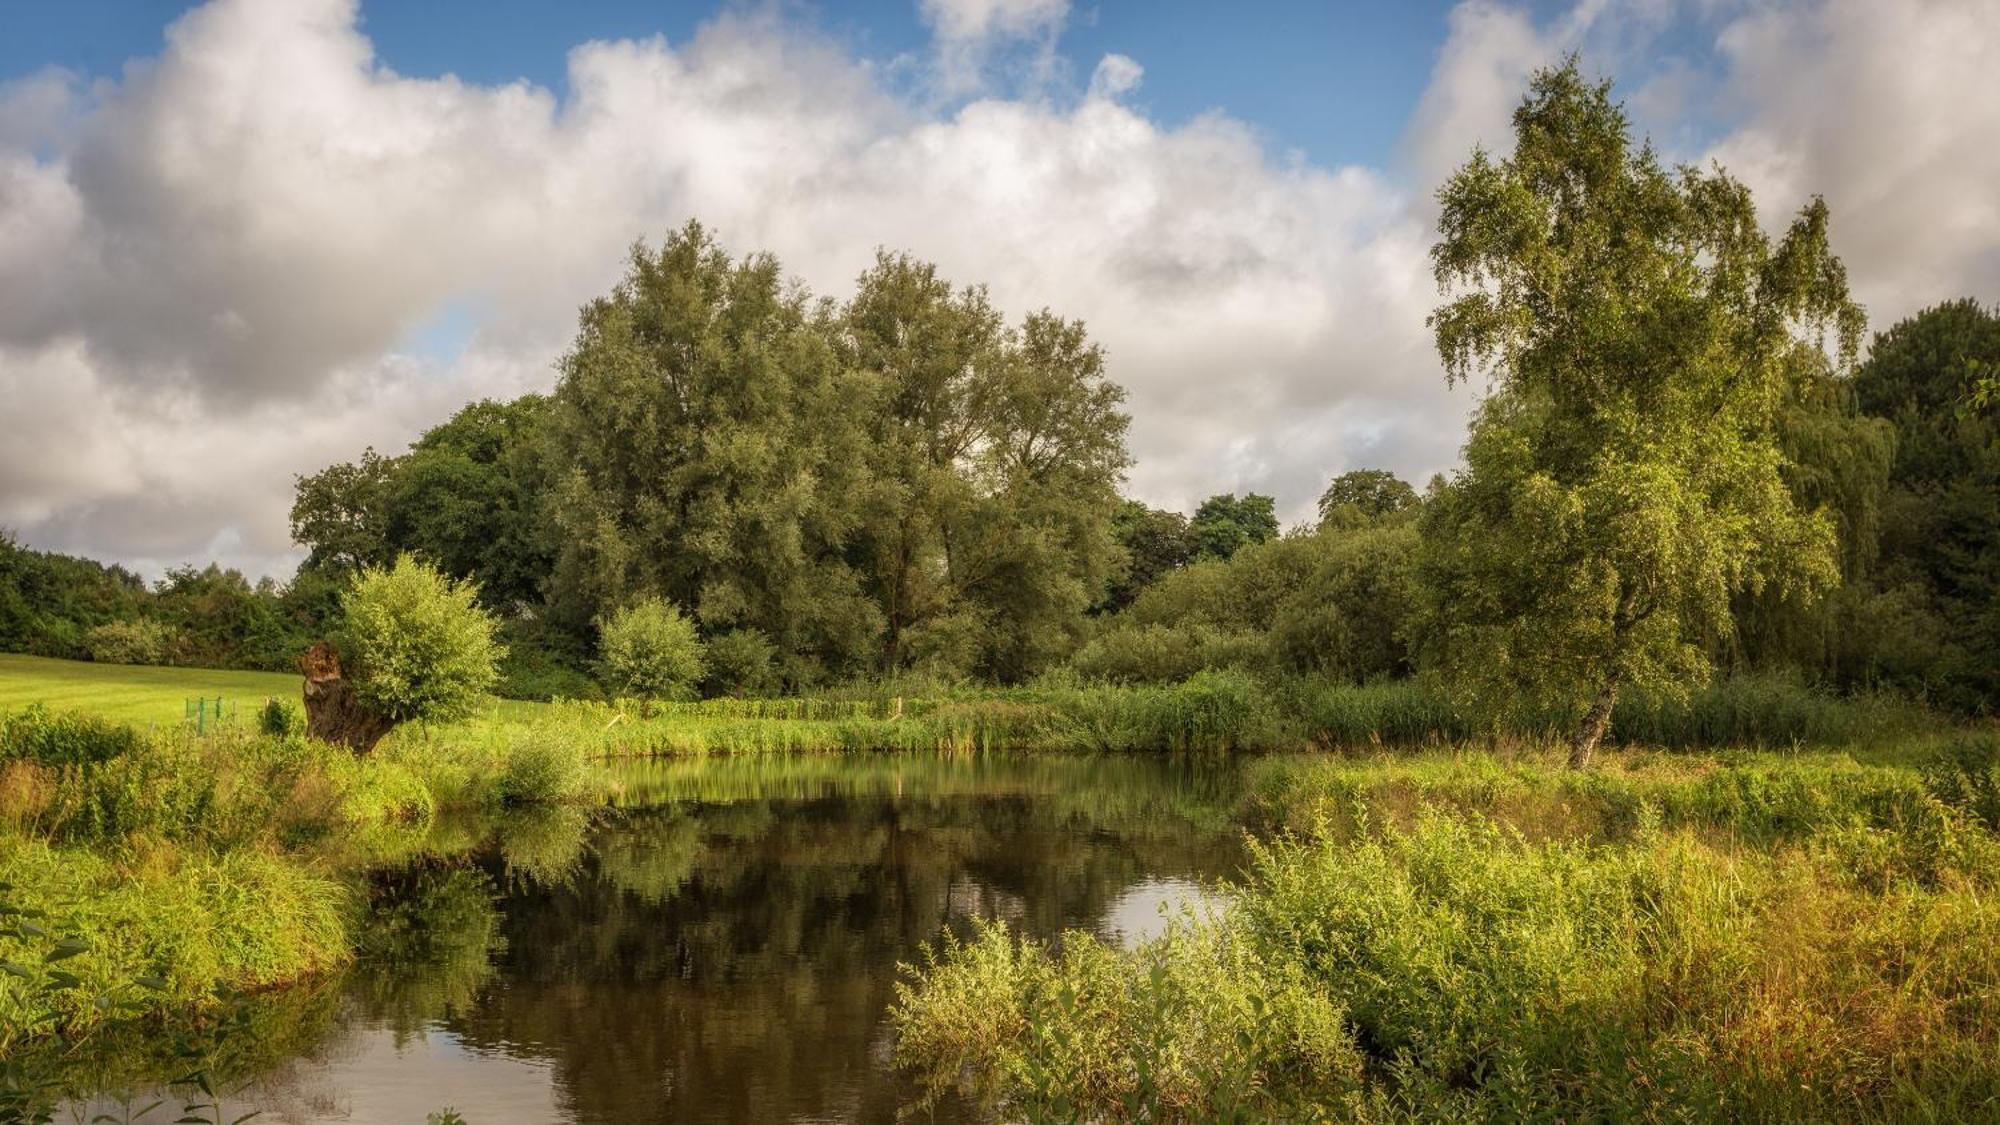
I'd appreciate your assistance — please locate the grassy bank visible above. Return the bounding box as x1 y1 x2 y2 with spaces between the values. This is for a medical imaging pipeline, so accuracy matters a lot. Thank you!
0 652 543 729
893 739 2000 1121
3 653 1945 759
0 702 609 1113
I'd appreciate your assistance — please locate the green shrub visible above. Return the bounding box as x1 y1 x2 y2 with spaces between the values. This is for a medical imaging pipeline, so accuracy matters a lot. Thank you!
81 619 178 666
1922 735 2000 832
1068 623 1217 683
259 697 302 737
1611 673 1925 748
340 556 504 725
497 738 588 806
597 597 705 706
1293 679 1470 746
0 705 145 766
703 628 777 697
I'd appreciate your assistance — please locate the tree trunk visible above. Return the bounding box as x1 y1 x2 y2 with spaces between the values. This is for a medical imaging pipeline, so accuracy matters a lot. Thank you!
298 641 395 754
1568 673 1620 770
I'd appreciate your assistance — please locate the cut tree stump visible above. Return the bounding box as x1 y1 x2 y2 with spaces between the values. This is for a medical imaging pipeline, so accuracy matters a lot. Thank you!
298 641 395 753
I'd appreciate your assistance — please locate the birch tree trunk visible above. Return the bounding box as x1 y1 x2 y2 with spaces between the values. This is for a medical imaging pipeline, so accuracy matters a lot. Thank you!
1568 673 1620 770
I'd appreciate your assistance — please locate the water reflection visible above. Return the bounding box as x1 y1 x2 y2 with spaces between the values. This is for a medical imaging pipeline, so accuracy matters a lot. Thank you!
67 751 1262 1124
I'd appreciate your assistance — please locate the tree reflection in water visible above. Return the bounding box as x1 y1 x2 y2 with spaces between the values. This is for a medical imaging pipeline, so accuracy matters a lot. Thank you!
71 751 1264 1124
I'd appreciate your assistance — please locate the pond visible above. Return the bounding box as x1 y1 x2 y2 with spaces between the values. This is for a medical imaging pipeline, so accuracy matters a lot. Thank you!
66 752 1268 1123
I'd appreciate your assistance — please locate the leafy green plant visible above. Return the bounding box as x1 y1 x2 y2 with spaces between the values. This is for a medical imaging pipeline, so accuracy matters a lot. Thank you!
497 738 588 806
597 597 705 710
82 619 179 667
340 556 503 725
257 698 301 737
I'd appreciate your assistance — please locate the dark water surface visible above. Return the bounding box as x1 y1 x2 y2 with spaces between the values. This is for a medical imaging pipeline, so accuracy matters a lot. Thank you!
78 752 1262 1123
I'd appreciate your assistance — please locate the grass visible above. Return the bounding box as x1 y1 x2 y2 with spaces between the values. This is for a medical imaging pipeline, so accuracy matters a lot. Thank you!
0 653 305 728
893 739 2000 1122
0 652 544 730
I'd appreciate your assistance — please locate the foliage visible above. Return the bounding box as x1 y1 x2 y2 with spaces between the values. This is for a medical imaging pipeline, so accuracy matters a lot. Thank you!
1853 298 2000 711
597 597 706 704
497 737 591 806
895 917 1362 1122
1316 468 1417 525
339 556 503 725
1102 500 1194 611
702 628 778 697
905 752 2000 1120
1418 61 1862 764
82 618 178 666
1187 492 1278 562
257 696 301 738
1081 522 1418 684
292 397 557 614
0 532 149 662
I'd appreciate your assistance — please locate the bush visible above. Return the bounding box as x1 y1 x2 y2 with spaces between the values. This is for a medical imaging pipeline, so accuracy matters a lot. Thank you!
597 597 705 705
0 706 145 767
497 738 588 806
703 628 777 697
260 697 303 737
1923 735 2000 832
340 556 504 725
81 619 178 666
1611 673 1926 748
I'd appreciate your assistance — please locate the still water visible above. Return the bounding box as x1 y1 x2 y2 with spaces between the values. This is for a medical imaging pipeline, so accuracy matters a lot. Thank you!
75 752 1263 1123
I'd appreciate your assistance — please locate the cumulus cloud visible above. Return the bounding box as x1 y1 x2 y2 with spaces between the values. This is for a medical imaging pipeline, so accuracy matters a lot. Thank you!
1 0 1997 582
1706 0 2000 320
918 0 1071 95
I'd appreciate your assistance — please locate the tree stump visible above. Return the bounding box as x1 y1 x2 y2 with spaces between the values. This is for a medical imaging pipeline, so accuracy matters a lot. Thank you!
298 641 395 753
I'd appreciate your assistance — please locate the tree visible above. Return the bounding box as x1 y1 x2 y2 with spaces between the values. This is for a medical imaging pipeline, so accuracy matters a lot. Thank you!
840 252 1129 681
291 449 399 574
1187 493 1278 561
598 597 706 709
1417 60 1861 767
1317 470 1417 526
548 223 881 686
291 397 556 613
1853 299 2000 709
306 555 503 752
1101 501 1193 611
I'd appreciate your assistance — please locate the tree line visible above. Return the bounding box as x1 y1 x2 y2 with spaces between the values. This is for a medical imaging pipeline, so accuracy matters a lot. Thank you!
2 63 1994 743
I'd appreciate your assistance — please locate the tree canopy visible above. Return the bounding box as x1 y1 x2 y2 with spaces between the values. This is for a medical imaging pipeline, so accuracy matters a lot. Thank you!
1416 60 1862 765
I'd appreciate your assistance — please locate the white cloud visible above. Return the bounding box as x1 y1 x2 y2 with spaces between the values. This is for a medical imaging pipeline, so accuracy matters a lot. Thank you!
917 0 1071 96
1705 0 2000 322
1087 54 1143 102
1 0 1997 582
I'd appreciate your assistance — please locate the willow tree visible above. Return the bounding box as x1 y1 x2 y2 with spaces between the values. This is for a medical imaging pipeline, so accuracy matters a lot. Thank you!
1417 61 1863 767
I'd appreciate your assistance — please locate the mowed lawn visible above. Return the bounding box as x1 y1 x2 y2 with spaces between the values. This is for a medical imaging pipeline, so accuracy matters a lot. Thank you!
0 653 544 728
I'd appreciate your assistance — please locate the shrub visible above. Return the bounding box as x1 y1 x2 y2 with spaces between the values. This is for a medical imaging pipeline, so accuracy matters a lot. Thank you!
597 597 705 706
703 628 778 697
81 619 178 666
0 706 145 767
497 738 588 806
340 556 504 725
260 697 303 737
1923 735 2000 832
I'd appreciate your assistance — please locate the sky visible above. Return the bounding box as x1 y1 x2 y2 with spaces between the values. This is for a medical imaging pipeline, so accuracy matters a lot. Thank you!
1 0 1997 582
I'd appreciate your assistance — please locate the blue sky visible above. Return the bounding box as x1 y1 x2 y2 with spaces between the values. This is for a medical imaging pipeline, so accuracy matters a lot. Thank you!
2 1 1459 169
2 0 1995 578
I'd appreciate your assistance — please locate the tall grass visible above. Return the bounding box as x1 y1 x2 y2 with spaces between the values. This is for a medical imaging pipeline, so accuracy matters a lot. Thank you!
896 742 2000 1120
